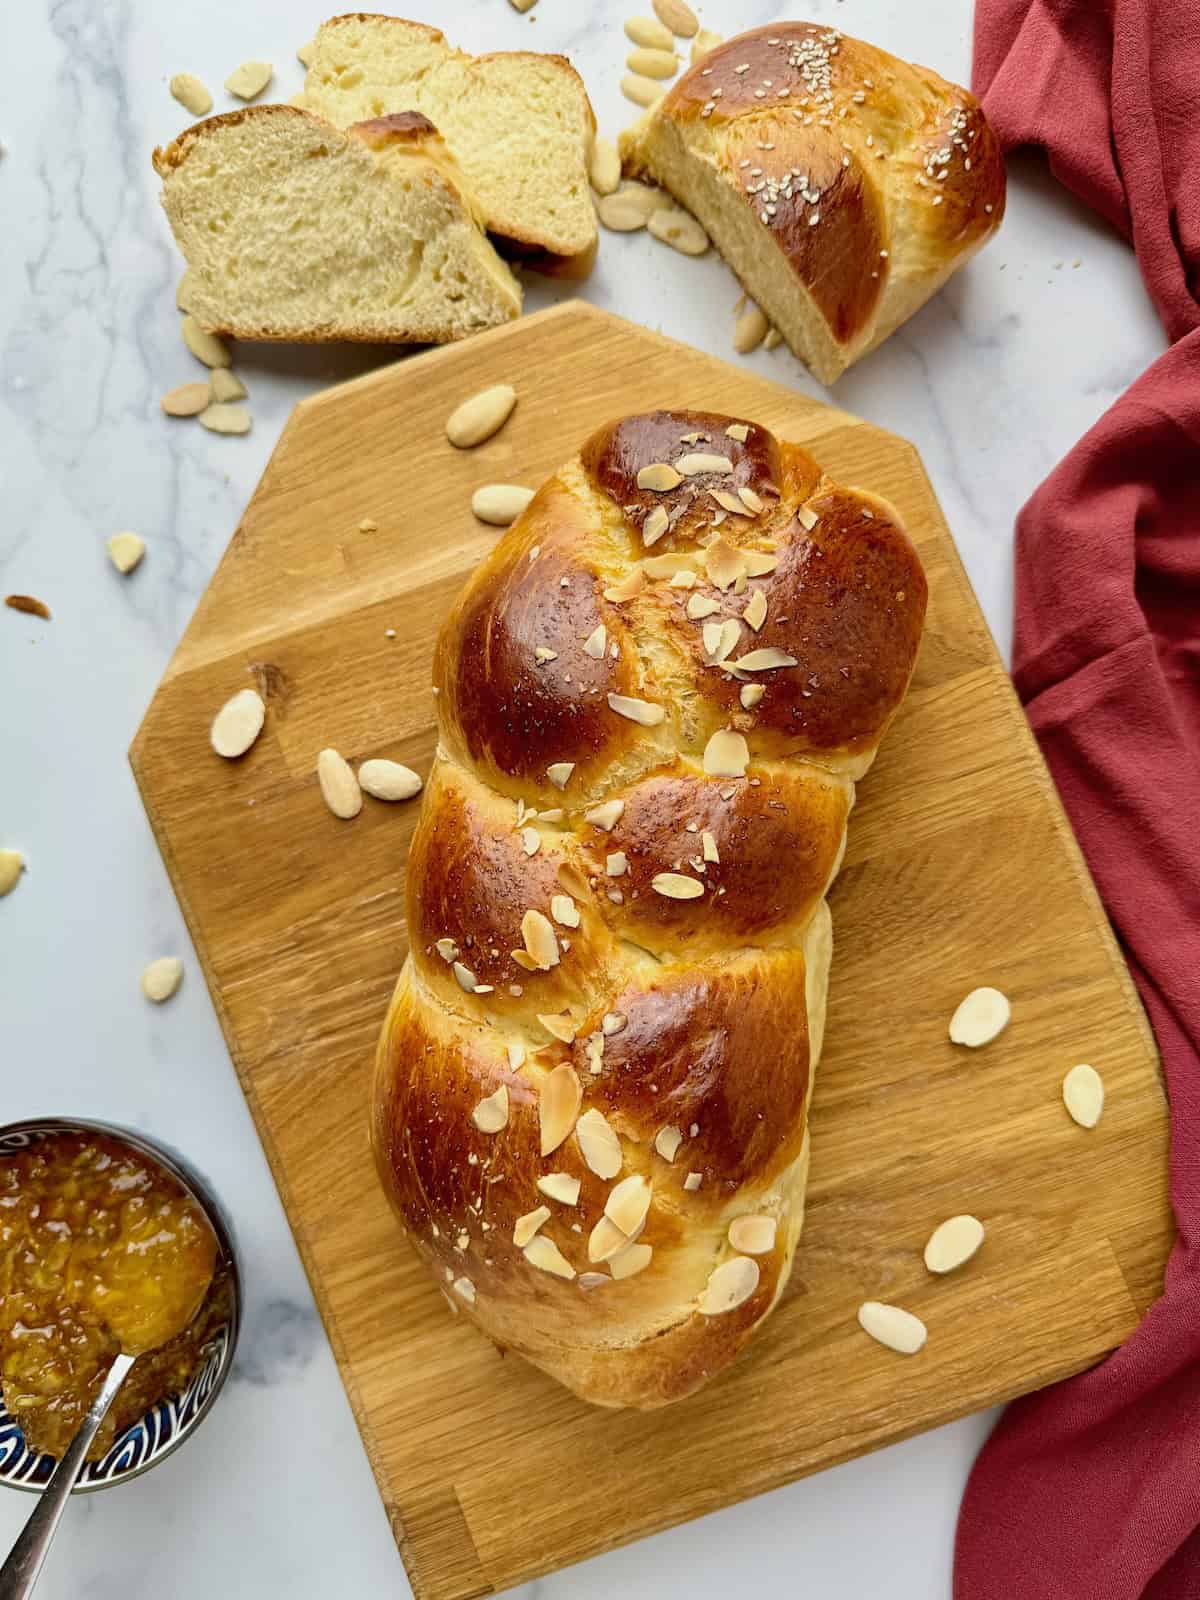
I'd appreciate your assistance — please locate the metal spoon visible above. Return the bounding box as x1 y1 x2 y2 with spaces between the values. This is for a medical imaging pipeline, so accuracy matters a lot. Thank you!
0 1351 136 1599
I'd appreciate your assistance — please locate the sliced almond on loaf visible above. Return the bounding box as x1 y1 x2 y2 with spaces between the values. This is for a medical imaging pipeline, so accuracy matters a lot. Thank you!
297 13 597 267
152 106 522 345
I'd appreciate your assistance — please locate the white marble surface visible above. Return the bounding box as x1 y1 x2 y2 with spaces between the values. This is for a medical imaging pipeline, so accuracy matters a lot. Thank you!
0 0 1166 1595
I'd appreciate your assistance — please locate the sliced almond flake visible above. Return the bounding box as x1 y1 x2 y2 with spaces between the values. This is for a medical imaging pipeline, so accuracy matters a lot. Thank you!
738 486 764 516
687 594 721 620
699 1255 760 1315
584 799 625 831
602 1011 627 1035
435 938 459 962
652 871 705 900
534 646 558 664
576 1107 623 1178
679 430 704 444
537 1172 581 1206
507 1041 526 1070
733 648 799 671
522 908 560 969
605 1175 652 1236
453 961 478 992
703 729 750 777
539 1063 582 1155
588 1215 629 1263
703 617 740 664
740 683 765 709
521 827 541 856
609 1241 653 1279
675 452 734 476
604 568 645 603
607 692 665 726
584 1032 605 1074
728 1214 777 1254
606 851 628 877
642 506 669 546
539 1012 578 1044
472 1085 509 1133
524 1234 576 1279
637 462 683 491
669 569 697 589
797 505 819 531
733 572 748 596
583 625 607 659
744 589 768 631
725 423 750 442
710 487 752 516
550 893 580 928
511 949 539 972
644 551 699 579
701 831 719 863
1063 1063 1104 1128
513 1206 552 1248
654 1125 683 1162
578 1272 609 1290
705 538 747 590
546 761 574 789
683 1171 703 1192
539 808 564 823
452 1276 476 1305
745 550 778 576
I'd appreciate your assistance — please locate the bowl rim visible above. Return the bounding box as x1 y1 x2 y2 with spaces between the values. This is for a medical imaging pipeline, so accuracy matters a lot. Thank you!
0 1115 242 1495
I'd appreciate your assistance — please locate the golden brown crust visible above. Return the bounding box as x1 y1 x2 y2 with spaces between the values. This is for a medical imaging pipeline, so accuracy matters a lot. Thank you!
622 23 1006 378
374 409 924 1407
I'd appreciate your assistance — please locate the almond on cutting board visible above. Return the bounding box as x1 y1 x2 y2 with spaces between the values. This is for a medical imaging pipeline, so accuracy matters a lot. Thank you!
210 687 265 758
948 986 1011 1047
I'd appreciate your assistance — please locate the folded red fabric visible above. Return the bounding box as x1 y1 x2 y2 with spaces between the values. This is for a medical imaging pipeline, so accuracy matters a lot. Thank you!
956 3 1200 1597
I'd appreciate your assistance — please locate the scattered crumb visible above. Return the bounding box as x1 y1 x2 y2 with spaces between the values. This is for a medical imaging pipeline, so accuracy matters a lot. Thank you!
359 518 378 533
5 594 50 620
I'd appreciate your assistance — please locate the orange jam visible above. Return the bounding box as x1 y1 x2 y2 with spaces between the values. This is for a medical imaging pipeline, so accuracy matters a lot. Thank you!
0 1130 222 1459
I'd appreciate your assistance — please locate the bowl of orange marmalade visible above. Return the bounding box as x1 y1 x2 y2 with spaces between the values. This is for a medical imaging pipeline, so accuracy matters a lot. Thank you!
0 1118 240 1493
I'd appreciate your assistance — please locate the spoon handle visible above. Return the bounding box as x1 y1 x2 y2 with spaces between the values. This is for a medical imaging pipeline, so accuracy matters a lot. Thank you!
0 1350 137 1600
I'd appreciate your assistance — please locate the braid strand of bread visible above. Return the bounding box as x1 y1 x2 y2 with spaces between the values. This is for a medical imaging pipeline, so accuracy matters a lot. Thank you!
373 410 927 1408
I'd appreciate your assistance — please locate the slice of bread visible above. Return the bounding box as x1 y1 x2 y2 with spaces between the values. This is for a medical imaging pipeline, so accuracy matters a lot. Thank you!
299 14 597 268
152 107 522 345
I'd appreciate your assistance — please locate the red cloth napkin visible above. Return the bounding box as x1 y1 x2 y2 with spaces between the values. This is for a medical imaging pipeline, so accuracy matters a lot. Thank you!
956 3 1200 1597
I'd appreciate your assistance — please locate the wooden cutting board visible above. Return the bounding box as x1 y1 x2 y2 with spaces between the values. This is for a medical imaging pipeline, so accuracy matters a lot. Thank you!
131 302 1172 1600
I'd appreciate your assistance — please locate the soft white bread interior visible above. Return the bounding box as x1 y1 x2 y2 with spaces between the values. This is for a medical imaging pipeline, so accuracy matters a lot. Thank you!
621 23 1005 384
299 13 597 268
152 106 522 345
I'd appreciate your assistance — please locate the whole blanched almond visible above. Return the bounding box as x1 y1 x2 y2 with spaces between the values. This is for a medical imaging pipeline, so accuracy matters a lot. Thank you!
625 15 674 49
141 956 183 1003
734 304 769 354
107 532 146 574
181 315 231 369
472 484 534 526
652 0 699 37
627 47 678 79
588 137 621 197
210 368 247 403
858 1300 927 1355
0 850 25 898
647 205 709 256
224 61 273 101
317 748 362 819
924 1214 985 1274
161 381 211 417
198 403 251 435
445 384 517 449
210 688 265 758
621 72 665 109
691 28 722 62
170 73 212 116
358 759 422 801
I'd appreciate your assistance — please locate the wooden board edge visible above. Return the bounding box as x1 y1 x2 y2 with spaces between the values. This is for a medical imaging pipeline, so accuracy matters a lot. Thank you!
125 741 422 1589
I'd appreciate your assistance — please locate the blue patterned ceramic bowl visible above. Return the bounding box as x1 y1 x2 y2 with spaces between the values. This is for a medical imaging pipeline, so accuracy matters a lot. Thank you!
0 1118 241 1494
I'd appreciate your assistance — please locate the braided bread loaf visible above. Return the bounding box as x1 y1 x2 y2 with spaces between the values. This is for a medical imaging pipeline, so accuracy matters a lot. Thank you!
373 410 927 1408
